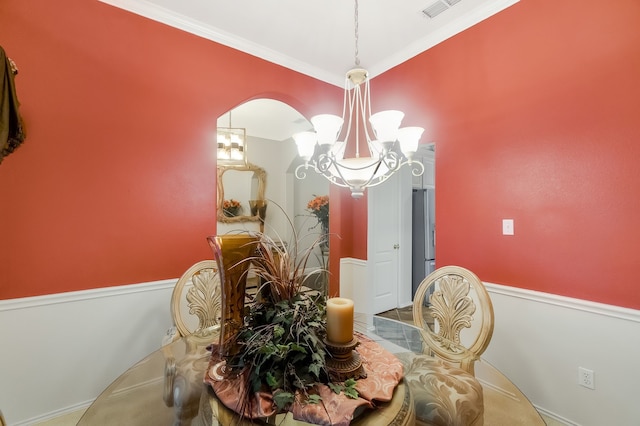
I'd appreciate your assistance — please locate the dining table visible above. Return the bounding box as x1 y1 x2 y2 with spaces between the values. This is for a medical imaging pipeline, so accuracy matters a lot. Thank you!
78 315 544 425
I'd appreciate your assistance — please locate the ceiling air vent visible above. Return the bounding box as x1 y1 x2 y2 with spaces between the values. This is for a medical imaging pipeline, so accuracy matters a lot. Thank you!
422 0 462 19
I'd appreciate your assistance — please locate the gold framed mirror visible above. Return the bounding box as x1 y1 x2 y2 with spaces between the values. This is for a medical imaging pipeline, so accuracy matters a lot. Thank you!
217 163 267 223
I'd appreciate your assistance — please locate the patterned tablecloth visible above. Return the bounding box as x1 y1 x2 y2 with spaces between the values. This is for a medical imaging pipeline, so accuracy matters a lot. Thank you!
204 333 413 426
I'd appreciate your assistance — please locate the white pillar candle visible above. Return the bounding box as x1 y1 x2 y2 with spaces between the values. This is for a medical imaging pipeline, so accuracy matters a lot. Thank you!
326 297 354 344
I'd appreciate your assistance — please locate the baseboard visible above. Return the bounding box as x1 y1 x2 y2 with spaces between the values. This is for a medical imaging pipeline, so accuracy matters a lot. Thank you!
13 400 93 426
535 406 579 426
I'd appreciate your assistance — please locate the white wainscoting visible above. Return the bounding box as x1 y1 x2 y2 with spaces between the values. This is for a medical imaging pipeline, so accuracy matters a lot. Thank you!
2 274 639 426
339 259 640 426
340 257 371 329
482 282 640 426
0 280 176 426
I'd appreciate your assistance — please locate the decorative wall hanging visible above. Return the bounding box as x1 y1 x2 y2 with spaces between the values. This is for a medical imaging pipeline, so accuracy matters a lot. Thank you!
0 45 26 165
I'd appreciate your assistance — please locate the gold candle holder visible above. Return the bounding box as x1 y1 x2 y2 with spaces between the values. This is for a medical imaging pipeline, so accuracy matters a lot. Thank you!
325 337 366 382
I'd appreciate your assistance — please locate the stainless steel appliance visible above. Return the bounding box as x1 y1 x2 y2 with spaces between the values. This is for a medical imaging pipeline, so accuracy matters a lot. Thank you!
412 188 436 299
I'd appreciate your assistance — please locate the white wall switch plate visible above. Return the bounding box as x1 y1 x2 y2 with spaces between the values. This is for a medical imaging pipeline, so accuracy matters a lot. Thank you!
502 219 514 235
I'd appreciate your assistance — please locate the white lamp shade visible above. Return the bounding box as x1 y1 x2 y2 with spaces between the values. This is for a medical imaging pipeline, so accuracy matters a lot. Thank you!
369 110 404 142
311 114 343 145
397 126 424 157
336 157 380 186
293 131 317 161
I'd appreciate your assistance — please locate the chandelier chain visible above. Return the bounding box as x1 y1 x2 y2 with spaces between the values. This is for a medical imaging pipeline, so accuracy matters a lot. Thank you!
354 0 360 66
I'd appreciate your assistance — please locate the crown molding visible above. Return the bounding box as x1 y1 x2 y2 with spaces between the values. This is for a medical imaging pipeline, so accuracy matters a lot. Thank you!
98 0 519 87
98 0 343 86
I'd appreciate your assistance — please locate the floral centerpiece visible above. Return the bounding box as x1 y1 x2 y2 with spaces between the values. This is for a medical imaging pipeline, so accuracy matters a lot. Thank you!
205 218 405 424
226 232 336 413
222 199 242 217
205 205 366 417
307 195 329 249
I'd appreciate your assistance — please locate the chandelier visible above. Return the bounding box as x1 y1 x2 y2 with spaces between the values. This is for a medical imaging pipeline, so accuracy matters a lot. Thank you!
217 111 246 164
293 0 424 199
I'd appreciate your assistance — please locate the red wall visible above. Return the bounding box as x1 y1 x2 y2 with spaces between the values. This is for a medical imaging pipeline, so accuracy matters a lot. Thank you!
374 0 640 309
0 0 340 299
2 0 639 310
327 185 368 297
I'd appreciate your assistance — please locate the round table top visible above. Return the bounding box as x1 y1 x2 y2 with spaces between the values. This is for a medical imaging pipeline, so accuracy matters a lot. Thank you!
78 316 544 426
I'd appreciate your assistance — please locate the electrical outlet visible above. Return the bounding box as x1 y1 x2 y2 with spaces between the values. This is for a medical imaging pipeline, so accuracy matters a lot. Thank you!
578 367 595 389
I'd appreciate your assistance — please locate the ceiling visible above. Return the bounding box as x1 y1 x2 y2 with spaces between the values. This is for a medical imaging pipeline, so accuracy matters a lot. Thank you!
99 0 518 87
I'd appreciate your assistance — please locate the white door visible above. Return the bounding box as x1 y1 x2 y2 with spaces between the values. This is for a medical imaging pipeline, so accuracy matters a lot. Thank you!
368 173 402 314
368 167 414 314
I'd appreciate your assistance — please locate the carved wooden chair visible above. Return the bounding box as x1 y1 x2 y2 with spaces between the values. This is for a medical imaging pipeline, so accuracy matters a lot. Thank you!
163 260 222 424
168 260 222 343
403 265 495 426
413 265 494 374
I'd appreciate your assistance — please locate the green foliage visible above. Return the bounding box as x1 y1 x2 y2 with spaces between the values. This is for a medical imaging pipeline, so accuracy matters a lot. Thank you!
227 292 329 411
329 378 359 399
226 219 351 415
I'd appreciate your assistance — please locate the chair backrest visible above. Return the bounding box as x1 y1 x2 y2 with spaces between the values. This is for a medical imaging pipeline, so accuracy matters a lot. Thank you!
412 265 494 375
171 260 222 338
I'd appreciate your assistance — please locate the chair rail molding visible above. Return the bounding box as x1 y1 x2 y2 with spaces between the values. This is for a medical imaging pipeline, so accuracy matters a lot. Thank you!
0 279 176 312
484 281 640 323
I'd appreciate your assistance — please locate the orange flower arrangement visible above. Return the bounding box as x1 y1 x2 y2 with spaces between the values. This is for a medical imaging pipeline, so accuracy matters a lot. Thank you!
223 199 242 217
307 195 329 230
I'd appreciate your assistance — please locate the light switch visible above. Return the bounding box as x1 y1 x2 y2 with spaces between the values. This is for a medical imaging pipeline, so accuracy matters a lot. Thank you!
502 219 514 235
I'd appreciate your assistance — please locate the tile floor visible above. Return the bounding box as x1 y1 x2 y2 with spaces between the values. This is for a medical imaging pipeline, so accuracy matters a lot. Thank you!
376 306 415 324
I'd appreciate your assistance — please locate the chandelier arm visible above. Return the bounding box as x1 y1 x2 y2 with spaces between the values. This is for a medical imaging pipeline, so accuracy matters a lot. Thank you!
294 163 313 180
379 151 400 172
341 78 356 153
360 79 376 155
341 74 350 139
409 160 426 177
365 78 376 146
295 159 351 190
354 84 361 158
